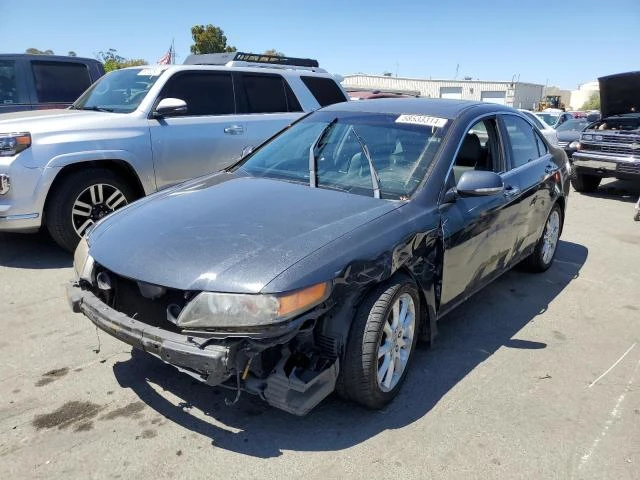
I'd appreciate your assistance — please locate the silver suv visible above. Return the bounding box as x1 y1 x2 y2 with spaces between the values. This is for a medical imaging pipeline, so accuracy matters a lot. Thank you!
0 52 348 251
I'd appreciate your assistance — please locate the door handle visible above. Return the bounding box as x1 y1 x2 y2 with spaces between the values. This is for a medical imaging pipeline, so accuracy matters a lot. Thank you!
224 125 244 135
504 185 520 198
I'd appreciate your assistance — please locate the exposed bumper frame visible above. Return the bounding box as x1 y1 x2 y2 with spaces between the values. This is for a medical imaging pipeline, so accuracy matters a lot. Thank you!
67 283 233 385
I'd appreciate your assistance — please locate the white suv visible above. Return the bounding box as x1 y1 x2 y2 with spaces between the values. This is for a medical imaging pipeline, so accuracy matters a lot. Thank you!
0 52 348 251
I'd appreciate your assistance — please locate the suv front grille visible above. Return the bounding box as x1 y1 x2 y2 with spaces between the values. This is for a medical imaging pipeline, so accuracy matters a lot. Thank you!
617 163 640 175
581 143 640 157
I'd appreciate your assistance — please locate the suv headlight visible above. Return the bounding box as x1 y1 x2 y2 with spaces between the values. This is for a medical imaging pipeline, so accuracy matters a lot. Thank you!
176 282 330 329
0 133 31 157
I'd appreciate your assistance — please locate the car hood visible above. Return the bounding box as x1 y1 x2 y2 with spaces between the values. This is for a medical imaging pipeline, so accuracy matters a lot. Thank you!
599 71 640 118
0 109 116 134
88 173 399 293
557 130 581 142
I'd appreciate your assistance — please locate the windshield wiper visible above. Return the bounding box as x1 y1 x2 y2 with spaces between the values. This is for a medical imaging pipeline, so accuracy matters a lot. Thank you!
309 118 338 189
78 106 114 112
350 126 381 199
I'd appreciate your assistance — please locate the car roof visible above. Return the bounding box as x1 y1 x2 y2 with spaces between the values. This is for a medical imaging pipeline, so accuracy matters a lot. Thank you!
118 63 335 78
0 53 101 64
322 97 514 118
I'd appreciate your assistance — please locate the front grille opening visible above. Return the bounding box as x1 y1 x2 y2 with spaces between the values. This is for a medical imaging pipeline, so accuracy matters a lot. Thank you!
94 267 189 333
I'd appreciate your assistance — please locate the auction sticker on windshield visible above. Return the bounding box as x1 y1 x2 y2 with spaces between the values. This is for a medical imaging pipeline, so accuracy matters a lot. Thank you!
396 114 448 128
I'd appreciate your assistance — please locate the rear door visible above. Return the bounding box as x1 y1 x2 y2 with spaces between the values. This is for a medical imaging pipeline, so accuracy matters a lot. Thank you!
439 116 523 311
499 114 557 254
234 72 304 150
148 71 247 189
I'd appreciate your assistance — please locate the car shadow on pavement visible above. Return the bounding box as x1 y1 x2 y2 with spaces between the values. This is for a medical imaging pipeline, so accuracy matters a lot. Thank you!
112 240 588 458
0 232 71 269
580 179 640 204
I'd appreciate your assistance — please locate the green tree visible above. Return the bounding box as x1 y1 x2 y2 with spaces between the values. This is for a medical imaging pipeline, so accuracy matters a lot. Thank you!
97 49 147 72
190 24 236 54
581 92 600 111
263 49 285 57
26 48 54 55
68 51 77 57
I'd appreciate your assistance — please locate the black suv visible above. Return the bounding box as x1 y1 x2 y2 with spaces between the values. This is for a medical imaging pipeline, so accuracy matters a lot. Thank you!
0 54 104 113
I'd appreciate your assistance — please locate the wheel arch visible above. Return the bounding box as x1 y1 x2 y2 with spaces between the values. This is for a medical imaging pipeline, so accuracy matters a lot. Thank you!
43 159 146 220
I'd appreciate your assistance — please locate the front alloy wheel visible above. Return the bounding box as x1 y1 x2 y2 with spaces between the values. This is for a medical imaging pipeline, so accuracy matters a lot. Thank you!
46 168 135 252
338 276 420 409
377 293 415 392
71 183 128 237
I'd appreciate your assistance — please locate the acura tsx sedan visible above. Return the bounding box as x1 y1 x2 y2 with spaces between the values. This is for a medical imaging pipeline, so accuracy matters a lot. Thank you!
68 99 570 415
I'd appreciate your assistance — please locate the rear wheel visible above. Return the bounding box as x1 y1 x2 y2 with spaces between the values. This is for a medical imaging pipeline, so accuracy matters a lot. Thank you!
524 204 563 272
338 276 420 409
46 168 135 252
570 170 601 192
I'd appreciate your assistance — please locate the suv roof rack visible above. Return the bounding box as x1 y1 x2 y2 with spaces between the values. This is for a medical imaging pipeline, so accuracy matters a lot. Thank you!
183 51 324 72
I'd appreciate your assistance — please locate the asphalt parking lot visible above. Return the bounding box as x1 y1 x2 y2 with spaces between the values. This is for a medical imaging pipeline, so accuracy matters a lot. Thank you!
1 179 639 480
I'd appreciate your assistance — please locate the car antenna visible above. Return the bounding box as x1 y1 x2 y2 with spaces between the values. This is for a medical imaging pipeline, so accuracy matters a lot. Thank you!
350 126 381 199
309 118 338 188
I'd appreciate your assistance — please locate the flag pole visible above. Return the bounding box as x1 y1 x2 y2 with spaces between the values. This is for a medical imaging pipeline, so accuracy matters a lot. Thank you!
171 38 175 65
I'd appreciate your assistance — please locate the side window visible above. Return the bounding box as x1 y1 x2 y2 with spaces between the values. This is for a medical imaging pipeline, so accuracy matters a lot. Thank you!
502 115 541 169
534 131 548 156
0 60 18 104
452 118 501 183
300 76 347 107
162 72 235 116
241 74 289 113
31 61 92 103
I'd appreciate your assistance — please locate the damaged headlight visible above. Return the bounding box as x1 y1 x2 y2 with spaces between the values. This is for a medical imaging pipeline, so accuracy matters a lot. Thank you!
176 282 330 329
73 236 94 282
569 141 580 150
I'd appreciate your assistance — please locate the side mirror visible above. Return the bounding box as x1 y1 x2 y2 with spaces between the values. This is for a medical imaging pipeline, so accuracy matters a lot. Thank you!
153 98 187 118
456 170 504 197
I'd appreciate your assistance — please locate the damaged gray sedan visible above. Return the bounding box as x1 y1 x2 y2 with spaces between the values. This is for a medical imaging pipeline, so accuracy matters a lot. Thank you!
68 99 570 415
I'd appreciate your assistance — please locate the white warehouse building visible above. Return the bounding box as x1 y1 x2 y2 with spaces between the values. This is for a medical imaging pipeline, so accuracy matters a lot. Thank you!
342 74 544 110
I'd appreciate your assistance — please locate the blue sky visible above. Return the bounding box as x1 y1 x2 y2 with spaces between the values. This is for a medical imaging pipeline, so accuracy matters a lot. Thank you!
1 0 638 90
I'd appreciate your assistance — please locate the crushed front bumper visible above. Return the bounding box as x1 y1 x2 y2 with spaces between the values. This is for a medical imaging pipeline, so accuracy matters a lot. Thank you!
67 283 233 385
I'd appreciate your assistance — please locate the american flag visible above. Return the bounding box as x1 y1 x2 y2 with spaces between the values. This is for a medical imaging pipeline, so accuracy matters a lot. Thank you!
157 46 172 65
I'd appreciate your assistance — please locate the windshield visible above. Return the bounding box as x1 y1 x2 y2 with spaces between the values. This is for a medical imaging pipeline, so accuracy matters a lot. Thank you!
235 110 448 199
556 119 589 132
72 67 166 113
535 113 560 127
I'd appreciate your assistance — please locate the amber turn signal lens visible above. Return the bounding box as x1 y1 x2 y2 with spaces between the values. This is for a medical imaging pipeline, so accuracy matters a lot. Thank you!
16 134 31 146
277 282 328 318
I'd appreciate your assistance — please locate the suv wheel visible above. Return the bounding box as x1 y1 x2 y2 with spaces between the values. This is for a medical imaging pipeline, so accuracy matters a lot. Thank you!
570 170 601 192
524 204 563 272
46 168 135 252
338 276 420 409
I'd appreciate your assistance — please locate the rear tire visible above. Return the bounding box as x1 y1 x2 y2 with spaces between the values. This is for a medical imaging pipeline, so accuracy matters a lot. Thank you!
337 276 420 409
523 204 563 273
45 168 136 252
570 170 601 192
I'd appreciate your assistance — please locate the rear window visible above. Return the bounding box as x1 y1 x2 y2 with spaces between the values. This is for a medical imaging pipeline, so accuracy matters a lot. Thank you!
31 61 92 103
241 73 301 113
300 76 347 107
0 60 18 105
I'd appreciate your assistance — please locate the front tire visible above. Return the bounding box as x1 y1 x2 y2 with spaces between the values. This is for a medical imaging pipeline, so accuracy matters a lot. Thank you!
524 204 563 272
45 168 135 252
338 276 420 409
570 170 601 192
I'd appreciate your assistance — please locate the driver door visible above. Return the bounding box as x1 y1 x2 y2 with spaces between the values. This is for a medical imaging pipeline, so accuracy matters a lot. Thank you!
438 117 524 312
148 71 247 190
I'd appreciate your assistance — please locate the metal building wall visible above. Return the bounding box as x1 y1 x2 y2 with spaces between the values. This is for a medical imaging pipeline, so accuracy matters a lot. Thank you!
342 75 544 109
